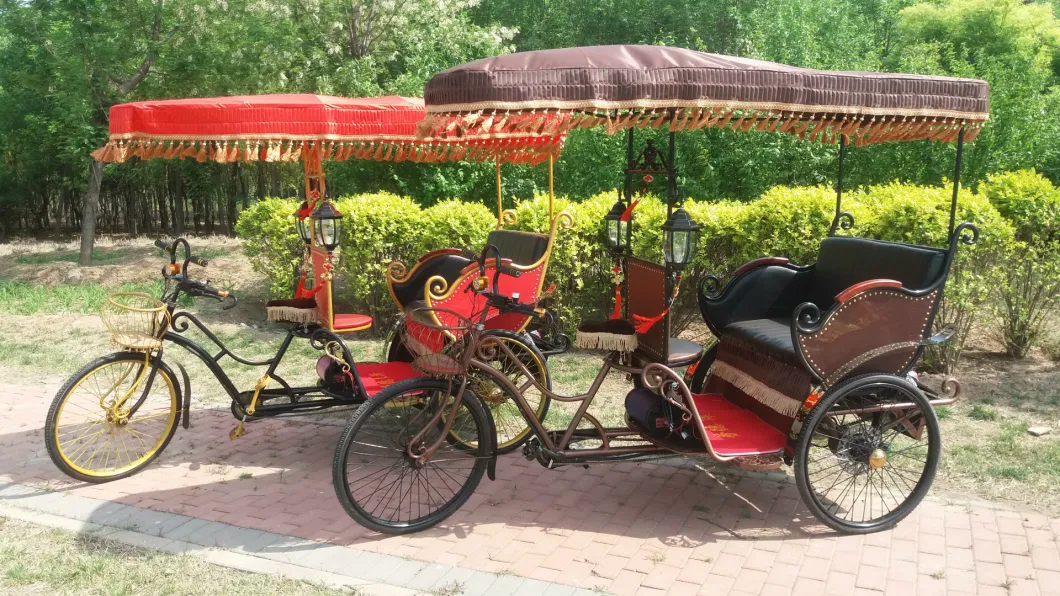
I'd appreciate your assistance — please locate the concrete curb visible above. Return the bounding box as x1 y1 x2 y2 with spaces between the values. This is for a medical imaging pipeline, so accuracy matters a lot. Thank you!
0 481 599 596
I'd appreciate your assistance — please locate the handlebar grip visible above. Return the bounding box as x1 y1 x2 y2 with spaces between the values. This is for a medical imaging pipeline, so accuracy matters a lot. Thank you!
188 255 209 267
154 239 169 250
198 284 228 299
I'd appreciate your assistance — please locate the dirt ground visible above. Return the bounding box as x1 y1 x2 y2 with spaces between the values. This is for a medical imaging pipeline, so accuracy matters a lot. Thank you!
2 235 1060 515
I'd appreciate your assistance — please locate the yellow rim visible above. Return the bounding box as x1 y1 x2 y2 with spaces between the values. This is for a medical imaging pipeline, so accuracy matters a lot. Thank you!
455 335 549 451
53 359 178 478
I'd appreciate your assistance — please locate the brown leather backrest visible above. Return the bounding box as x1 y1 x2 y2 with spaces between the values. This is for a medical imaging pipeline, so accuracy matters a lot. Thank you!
626 257 668 363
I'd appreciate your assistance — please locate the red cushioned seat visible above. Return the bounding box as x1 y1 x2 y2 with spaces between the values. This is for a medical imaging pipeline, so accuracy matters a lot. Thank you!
355 361 419 396
333 313 372 332
691 393 787 457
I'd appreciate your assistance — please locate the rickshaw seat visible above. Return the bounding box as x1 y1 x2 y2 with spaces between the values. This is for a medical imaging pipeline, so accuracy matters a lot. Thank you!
722 318 796 363
311 246 372 334
485 229 549 266
626 257 703 366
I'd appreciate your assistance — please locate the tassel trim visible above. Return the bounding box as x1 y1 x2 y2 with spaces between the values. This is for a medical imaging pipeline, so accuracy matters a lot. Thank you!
91 138 565 165
711 360 802 418
417 108 987 147
266 306 318 324
574 331 638 352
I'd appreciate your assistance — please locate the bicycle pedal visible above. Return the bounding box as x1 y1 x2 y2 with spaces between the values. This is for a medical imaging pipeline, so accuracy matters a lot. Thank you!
229 422 246 440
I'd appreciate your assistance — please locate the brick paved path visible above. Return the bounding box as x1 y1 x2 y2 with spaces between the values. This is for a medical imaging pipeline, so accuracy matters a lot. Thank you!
3 379 1060 596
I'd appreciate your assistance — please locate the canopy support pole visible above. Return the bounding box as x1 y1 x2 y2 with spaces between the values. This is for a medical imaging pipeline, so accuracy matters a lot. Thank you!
496 158 503 229
667 108 677 217
624 127 634 257
303 144 326 244
548 153 554 222
828 135 848 236
949 126 966 242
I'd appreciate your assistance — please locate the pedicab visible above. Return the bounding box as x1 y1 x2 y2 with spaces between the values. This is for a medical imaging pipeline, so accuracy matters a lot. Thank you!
332 45 988 534
44 93 563 482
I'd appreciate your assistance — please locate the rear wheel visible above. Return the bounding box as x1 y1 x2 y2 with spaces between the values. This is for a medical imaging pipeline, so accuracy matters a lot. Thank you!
333 378 491 534
794 374 940 534
467 331 550 454
45 352 180 483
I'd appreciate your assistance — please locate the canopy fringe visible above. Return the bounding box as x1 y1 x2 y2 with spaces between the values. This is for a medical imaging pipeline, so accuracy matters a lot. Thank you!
417 107 987 146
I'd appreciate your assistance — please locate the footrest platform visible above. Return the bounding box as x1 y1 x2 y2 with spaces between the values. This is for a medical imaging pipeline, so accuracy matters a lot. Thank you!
356 362 419 396
691 393 787 457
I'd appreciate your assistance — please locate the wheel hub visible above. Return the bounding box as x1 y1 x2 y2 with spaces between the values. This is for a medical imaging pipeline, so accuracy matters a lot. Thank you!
836 425 883 474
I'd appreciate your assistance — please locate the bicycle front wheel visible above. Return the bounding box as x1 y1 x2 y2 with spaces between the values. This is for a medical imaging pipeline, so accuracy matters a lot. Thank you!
332 378 490 534
45 352 180 483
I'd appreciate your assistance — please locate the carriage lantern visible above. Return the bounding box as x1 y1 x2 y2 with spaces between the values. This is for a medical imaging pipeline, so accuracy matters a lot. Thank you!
312 200 343 253
295 200 312 245
603 197 628 252
661 207 701 271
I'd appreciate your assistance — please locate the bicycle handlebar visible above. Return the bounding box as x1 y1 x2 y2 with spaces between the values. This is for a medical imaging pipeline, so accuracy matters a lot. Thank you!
155 237 232 306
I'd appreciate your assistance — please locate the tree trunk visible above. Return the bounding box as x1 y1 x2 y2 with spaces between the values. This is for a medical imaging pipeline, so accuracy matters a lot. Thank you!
78 160 105 265
158 182 170 235
173 170 185 236
256 161 266 201
270 163 281 196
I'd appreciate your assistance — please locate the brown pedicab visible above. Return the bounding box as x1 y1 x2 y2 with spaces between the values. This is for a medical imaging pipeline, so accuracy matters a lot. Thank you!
329 45 988 535
44 94 563 483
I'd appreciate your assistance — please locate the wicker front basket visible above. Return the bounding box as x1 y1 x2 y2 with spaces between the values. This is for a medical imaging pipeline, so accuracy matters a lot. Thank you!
100 292 169 350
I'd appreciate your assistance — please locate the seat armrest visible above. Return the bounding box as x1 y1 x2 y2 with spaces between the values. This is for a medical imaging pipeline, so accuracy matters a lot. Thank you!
417 248 465 263
733 257 791 278
698 261 807 335
791 284 940 384
835 279 902 303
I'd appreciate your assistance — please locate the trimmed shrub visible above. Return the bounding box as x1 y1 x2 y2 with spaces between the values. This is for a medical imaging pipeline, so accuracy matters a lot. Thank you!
981 170 1060 358
234 197 303 297
859 181 1013 372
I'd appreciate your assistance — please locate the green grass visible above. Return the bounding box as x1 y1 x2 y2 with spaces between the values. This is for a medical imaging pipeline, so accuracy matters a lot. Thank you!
969 404 999 421
14 249 128 265
948 422 1060 485
0 516 356 595
935 406 952 419
0 279 164 315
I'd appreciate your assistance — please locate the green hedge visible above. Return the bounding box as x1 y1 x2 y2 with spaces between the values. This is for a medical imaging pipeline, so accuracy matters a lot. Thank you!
236 182 1019 372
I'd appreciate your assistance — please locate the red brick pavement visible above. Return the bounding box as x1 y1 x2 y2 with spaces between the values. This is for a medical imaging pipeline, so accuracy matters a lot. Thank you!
4 379 1060 596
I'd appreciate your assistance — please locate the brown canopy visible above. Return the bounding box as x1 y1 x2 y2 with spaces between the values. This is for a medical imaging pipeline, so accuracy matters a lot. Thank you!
421 45 990 146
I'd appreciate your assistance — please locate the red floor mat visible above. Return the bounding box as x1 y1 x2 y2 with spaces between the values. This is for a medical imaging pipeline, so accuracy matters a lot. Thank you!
691 393 787 457
356 362 420 396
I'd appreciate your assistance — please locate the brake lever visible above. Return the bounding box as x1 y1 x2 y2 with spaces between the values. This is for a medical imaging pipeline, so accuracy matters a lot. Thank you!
221 295 238 311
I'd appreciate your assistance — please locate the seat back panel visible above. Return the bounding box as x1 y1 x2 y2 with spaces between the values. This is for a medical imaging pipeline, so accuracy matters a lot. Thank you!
310 246 333 330
626 257 669 363
811 237 945 308
486 229 549 266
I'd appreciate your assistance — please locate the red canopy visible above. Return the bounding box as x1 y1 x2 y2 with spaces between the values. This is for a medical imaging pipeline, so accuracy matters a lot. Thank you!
92 94 562 165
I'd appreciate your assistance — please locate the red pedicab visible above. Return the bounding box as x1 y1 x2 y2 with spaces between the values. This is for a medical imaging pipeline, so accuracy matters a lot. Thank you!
333 45 987 534
44 93 562 482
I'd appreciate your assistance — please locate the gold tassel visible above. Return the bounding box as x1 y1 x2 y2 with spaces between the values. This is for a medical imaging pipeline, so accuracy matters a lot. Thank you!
479 114 494 135
373 144 384 161
395 145 406 162
717 110 736 130
651 111 668 128
493 114 509 133
195 142 208 162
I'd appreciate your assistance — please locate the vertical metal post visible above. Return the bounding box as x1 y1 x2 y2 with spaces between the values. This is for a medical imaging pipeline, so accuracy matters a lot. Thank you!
667 108 677 217
624 127 634 257
495 158 503 229
828 135 848 236
548 154 554 223
949 126 966 242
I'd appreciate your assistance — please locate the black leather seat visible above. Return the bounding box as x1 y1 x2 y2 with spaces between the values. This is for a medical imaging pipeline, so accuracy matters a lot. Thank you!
710 237 947 363
486 229 549 266
723 318 795 362
390 254 472 308
669 338 703 367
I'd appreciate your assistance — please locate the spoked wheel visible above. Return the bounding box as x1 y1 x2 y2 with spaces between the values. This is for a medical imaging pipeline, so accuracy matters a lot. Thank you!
333 378 492 534
45 352 181 483
794 374 941 534
464 331 550 454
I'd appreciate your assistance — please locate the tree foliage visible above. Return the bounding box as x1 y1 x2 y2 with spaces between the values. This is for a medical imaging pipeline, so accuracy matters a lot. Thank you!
1 0 1059 239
